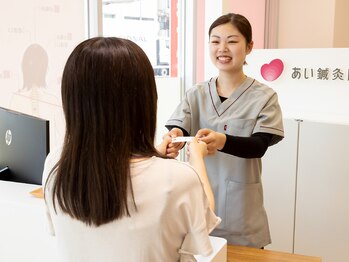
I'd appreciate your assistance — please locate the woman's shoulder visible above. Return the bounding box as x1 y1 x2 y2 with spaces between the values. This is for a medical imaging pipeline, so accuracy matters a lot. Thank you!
151 157 202 185
152 157 197 173
186 77 216 97
42 146 62 186
249 77 277 96
45 146 62 167
149 158 206 202
249 77 273 90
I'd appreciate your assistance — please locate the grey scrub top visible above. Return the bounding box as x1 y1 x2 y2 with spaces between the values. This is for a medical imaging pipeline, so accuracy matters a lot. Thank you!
166 76 284 248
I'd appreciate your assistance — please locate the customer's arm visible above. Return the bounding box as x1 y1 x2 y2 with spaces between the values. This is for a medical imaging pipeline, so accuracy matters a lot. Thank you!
187 138 215 211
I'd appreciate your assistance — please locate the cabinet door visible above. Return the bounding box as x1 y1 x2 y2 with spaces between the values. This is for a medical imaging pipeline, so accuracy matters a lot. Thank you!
262 118 299 252
295 121 349 262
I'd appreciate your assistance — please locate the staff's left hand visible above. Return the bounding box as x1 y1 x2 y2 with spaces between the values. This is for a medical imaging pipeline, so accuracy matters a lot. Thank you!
195 128 226 155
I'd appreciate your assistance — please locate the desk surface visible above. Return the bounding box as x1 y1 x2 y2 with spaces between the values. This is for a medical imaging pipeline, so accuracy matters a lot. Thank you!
227 245 321 262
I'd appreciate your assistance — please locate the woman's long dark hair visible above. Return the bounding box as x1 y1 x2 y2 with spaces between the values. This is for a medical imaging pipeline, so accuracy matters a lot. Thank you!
49 37 165 226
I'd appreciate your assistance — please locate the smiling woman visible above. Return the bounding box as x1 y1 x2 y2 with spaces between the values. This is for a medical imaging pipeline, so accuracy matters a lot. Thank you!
165 13 284 248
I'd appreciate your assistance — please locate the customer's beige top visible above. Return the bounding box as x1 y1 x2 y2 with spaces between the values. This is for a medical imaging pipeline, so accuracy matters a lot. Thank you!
43 147 221 262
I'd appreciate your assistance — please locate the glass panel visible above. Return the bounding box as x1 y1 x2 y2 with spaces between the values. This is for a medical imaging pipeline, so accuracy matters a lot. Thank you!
102 0 176 77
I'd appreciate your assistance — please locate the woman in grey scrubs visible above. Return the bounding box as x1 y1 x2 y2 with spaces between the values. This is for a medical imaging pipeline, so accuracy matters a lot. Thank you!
165 13 284 248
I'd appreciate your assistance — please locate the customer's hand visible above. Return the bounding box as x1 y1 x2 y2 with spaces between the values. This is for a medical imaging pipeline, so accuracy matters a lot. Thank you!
195 128 227 155
156 135 172 155
163 128 185 158
187 137 208 162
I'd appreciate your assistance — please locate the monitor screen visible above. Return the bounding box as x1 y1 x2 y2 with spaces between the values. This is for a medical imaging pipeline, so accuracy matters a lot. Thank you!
0 107 49 185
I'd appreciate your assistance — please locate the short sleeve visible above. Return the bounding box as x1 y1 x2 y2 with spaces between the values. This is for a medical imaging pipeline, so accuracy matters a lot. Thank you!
253 92 284 145
166 89 192 134
176 169 221 258
179 207 220 257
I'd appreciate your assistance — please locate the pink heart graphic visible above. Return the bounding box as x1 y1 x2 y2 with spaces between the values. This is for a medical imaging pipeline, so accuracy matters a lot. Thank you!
260 59 284 81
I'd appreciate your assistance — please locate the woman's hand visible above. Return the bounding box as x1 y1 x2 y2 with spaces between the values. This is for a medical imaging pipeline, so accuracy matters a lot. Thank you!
186 137 208 161
156 135 172 155
195 128 227 155
162 128 185 158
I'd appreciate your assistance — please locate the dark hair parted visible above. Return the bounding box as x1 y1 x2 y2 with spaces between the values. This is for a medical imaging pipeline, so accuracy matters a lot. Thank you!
208 13 253 45
50 37 166 226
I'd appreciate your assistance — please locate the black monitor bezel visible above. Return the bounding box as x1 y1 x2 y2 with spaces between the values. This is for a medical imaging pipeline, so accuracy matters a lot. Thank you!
0 106 50 185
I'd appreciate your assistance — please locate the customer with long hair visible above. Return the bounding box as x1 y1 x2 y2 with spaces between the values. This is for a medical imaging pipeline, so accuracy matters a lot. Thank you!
42 37 220 262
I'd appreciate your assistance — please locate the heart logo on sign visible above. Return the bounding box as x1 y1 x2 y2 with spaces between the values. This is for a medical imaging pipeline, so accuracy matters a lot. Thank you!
260 59 284 81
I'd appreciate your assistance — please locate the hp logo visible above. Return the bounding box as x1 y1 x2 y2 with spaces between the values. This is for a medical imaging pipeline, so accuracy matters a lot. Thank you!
5 129 12 146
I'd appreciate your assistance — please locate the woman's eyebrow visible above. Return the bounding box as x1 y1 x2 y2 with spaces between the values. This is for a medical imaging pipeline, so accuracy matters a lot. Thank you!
227 34 239 38
210 34 239 39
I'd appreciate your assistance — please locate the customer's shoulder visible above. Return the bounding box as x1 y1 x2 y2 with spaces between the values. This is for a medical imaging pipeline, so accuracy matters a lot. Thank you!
42 146 62 186
153 157 200 181
154 157 195 171
153 158 204 197
45 146 62 167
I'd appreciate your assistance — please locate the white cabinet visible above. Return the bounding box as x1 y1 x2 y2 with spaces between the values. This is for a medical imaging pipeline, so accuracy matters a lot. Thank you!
263 119 349 262
0 182 58 261
295 121 349 262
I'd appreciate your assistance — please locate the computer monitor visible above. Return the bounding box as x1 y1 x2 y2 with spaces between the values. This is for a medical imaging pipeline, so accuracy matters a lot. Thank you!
0 107 49 185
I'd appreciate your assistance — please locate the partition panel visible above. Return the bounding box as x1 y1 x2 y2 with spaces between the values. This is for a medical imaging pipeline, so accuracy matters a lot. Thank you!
262 118 299 253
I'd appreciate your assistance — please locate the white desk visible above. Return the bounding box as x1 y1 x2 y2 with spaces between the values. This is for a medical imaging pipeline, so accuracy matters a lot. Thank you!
195 236 227 261
0 181 58 262
0 181 226 262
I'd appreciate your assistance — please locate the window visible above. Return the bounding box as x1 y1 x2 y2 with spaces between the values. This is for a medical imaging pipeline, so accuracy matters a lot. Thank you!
102 0 177 77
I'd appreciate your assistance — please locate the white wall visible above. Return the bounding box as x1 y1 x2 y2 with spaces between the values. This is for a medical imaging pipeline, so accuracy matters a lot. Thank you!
155 77 181 145
203 0 222 83
0 0 86 150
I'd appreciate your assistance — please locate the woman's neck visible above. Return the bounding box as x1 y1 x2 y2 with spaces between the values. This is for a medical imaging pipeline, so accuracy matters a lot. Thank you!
216 71 247 98
130 155 150 163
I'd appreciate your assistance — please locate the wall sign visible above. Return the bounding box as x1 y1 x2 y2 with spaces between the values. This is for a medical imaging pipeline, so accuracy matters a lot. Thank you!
244 48 349 124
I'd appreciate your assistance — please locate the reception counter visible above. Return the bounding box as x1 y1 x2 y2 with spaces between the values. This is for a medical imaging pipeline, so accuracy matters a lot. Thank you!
0 180 321 261
227 245 321 262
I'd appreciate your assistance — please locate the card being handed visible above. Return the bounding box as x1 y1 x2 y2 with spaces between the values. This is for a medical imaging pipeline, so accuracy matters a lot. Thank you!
171 136 195 143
